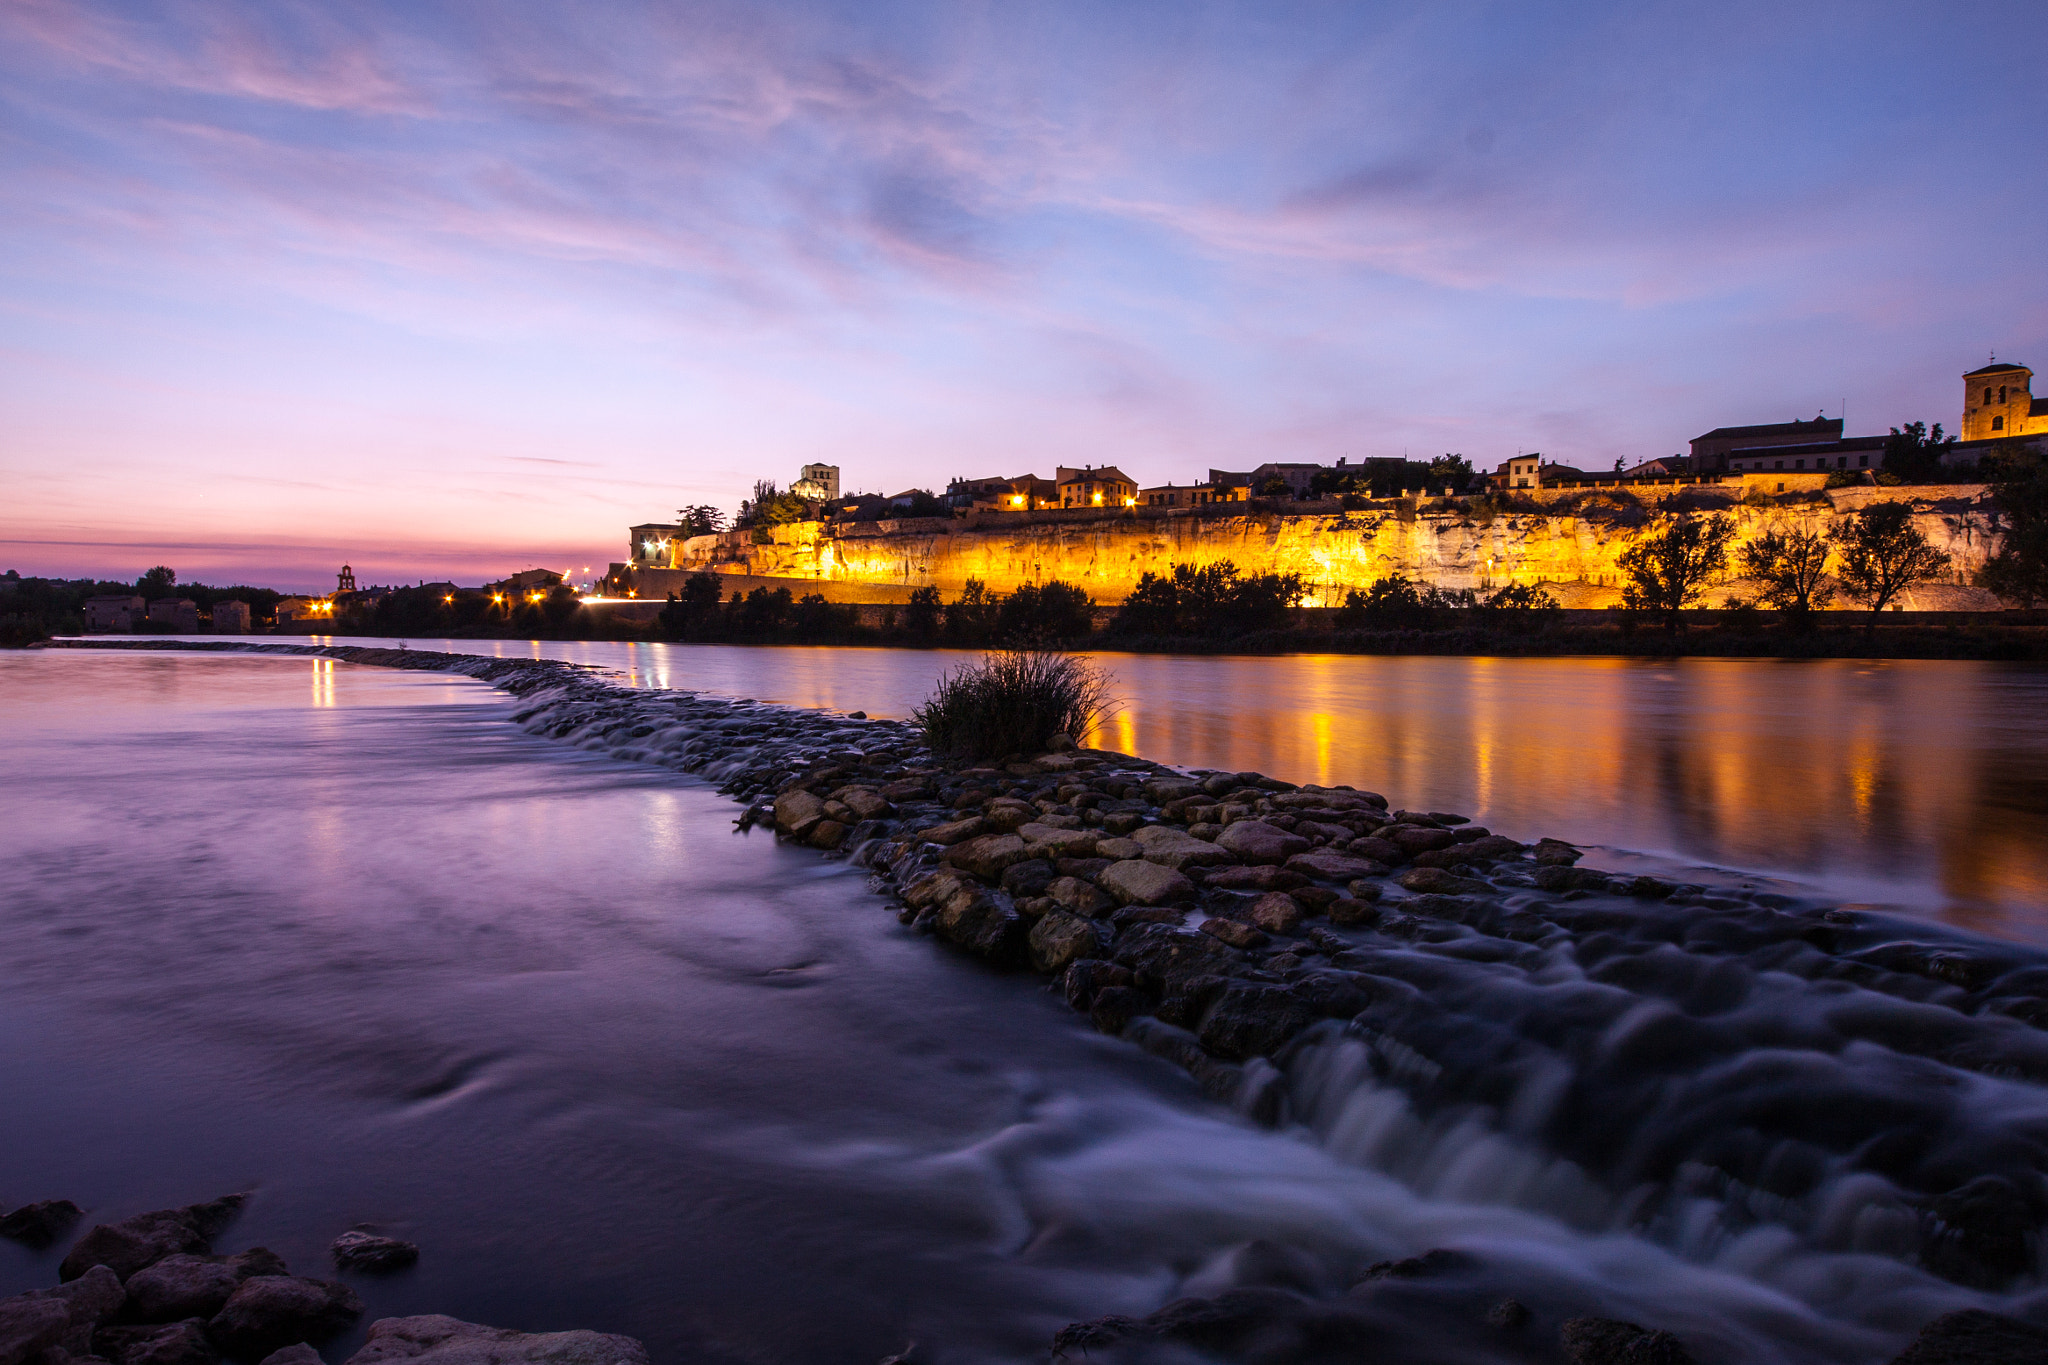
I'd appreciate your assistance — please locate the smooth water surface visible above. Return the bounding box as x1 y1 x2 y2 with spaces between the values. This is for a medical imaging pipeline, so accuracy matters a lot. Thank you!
205 639 2048 941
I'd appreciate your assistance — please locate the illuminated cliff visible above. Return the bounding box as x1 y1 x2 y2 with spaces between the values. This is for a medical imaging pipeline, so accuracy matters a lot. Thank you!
673 484 2005 609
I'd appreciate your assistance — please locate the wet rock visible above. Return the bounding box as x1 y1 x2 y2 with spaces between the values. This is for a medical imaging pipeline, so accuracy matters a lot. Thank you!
1888 1309 2048 1364
329 1233 418 1275
771 789 826 838
256 1346 320 1365
1129 826 1236 872
94 1319 217 1365
1214 821 1310 866
125 1252 286 1323
1487 1299 1532 1330
916 816 986 846
805 819 847 850
1089 836 1141 861
833 788 892 821
1347 836 1403 864
1143 777 1202 804
207 1277 361 1360
1017 824 1098 860
1357 1248 1478 1282
1061 959 1132 1010
1559 1317 1696 1365
1203 865 1309 893
1 1298 77 1365
1089 985 1145 1035
342 1315 650 1365
1100 811 1145 836
1200 918 1267 950
1922 1175 2040 1289
1535 839 1582 865
1051 1288 1320 1360
61 1197 246 1283
1098 860 1196 907
1029 912 1104 975
1197 982 1316 1061
998 859 1057 897
1045 876 1114 918
1284 851 1385 883
1388 827 1459 855
1395 867 1493 897
941 834 1034 881
0 1201 83 1249
1113 924 1243 994
934 888 1025 962
1248 893 1304 935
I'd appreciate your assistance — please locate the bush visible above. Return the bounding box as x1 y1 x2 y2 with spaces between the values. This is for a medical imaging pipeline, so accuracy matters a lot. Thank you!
914 650 1117 760
996 581 1094 643
1109 561 1305 637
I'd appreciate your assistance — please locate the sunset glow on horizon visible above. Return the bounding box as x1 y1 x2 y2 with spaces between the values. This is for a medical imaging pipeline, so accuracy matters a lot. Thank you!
3 0 2044 591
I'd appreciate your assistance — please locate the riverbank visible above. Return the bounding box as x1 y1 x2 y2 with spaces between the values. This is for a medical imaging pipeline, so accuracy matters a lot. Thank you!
41 638 2048 1364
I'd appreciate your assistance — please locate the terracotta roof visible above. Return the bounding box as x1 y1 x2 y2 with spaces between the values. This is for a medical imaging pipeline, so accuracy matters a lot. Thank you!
1965 361 2030 377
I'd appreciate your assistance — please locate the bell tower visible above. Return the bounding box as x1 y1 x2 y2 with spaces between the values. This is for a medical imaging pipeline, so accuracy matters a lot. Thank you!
1962 360 2037 441
337 564 357 593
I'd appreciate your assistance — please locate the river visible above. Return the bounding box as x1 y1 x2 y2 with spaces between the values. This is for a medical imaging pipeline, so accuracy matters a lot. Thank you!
3 642 2047 1364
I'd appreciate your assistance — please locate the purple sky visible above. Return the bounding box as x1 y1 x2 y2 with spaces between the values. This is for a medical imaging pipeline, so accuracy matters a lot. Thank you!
3 0 2045 591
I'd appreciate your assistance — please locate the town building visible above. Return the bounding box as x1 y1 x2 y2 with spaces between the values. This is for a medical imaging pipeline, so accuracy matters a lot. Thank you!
490 569 566 599
83 595 144 632
276 596 331 628
629 522 682 568
1491 454 1588 490
147 598 201 631
1962 361 2048 440
337 564 357 593
790 463 841 500
1056 465 1137 508
946 473 1059 511
1140 480 1251 507
212 600 251 633
1722 434 1886 474
1688 417 1843 473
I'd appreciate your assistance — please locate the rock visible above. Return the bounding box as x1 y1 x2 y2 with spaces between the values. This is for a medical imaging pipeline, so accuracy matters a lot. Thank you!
61 1197 246 1283
934 887 1026 961
1046 876 1115 918
1923 1175 2039 1288
941 833 1034 881
1344 879 1383 902
1100 812 1145 836
1060 959 1133 1010
834 788 892 821
1462 835 1528 860
329 1233 418 1275
1202 865 1308 893
1247 893 1303 934
1089 985 1145 1034
1017 824 1098 859
257 1346 322 1365
771 789 826 838
1090 837 1142 861
879 777 929 801
1199 918 1267 950
207 1277 361 1360
94 1319 218 1365
0 1298 75 1365
1389 827 1460 854
1396 867 1494 896
1284 851 1387 883
898 871 964 910
981 803 1035 833
999 859 1058 897
1488 1299 1532 1330
1347 836 1403 863
0 1201 83 1248
1888 1309 2048 1365
1559 1317 1696 1365
124 1252 285 1324
916 816 986 846
1143 778 1202 804
805 819 847 849
1214 821 1310 865
341 1316 649 1365
1029 912 1104 975
1098 860 1196 907
1196 983 1316 1061
1129 826 1236 871
1045 733 1077 753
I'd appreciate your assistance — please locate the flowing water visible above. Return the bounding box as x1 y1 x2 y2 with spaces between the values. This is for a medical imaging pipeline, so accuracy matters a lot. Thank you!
4 644 2048 1364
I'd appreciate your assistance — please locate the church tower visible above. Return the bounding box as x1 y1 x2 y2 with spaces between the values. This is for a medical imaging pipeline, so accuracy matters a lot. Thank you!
337 564 357 593
1962 360 2048 441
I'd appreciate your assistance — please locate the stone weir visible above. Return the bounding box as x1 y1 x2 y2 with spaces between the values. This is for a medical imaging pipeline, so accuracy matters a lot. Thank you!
43 640 2048 1365
672 485 2006 610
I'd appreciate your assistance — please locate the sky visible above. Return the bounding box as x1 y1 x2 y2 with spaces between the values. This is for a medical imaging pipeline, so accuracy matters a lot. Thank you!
2 0 2045 591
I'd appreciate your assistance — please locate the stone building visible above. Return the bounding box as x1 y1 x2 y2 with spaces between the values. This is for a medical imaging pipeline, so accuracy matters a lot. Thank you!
946 473 1058 511
1962 361 2048 440
212 600 251 633
1722 435 1886 474
83 595 144 631
1688 417 1843 473
147 598 200 631
1056 465 1136 508
790 463 840 500
1140 480 1250 508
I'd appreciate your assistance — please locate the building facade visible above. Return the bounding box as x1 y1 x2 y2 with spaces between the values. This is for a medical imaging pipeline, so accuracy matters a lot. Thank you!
147 598 201 631
1056 465 1136 508
1688 417 1843 473
212 600 251 633
791 463 840 500
1962 362 2048 441
83 595 144 631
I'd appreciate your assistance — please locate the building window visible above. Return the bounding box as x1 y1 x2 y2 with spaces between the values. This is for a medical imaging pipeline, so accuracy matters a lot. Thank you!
1993 416 2005 431
2000 386 2007 403
1859 456 1868 467
1987 388 1996 405
1795 460 1805 469
1774 460 1784 470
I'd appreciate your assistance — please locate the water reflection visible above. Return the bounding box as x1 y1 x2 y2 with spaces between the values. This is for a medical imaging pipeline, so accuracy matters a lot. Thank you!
128 638 2048 940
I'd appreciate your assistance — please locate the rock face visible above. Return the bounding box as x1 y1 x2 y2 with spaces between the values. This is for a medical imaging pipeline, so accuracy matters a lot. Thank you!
343 1315 649 1365
207 1277 362 1360
330 1233 419 1275
61 1197 246 1283
125 1251 287 1323
1559 1317 1696 1365
96 1318 218 1365
1886 1309 2048 1365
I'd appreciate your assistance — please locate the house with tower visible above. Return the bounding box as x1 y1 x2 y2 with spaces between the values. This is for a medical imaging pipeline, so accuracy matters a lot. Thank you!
1961 360 2048 441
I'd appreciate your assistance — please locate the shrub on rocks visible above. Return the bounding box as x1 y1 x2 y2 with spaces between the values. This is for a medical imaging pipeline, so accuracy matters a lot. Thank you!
915 650 1115 761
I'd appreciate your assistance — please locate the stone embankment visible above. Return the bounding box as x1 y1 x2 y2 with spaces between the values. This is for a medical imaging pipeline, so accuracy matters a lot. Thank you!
44 641 2048 1365
0 1193 641 1365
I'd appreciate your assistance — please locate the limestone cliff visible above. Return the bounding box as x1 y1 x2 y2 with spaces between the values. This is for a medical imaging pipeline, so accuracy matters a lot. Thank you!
674 485 2007 611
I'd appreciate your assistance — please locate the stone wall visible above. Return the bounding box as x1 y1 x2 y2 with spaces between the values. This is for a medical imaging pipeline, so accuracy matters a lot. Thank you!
673 485 2007 611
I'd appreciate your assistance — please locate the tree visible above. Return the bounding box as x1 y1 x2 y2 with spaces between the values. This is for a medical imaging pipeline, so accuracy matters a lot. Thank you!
1428 454 1475 495
1114 571 1181 636
1833 502 1950 617
658 572 726 639
1617 515 1735 631
679 505 727 536
996 581 1094 643
943 579 999 644
1109 561 1303 637
903 586 942 640
1975 446 2048 607
736 481 812 530
1738 525 1836 619
137 565 176 598
1881 421 1956 483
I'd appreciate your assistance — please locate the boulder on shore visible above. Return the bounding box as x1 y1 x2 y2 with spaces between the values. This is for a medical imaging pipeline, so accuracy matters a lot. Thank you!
61 1196 246 1283
1098 860 1196 907
125 1250 288 1323
343 1315 649 1365
1214 821 1310 866
1886 1308 2048 1365
0 1201 83 1249
207 1276 362 1360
